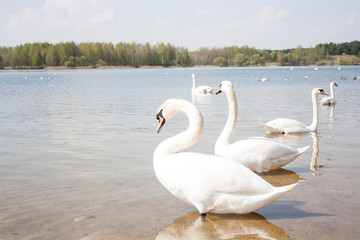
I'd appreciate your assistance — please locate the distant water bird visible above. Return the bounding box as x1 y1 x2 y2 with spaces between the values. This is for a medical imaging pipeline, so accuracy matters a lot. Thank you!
191 74 214 94
320 82 338 105
304 75 308 79
338 66 341 70
285 77 289 81
40 77 44 80
24 76 28 80
259 88 328 134
340 76 346 80
154 98 297 215
215 80 309 173
260 77 269 82
290 67 294 71
315 67 318 70
354 77 357 80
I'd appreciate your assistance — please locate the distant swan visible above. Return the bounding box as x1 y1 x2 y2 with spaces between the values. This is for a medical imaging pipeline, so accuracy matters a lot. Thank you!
320 82 338 105
215 80 309 173
191 74 214 94
259 88 328 134
261 77 269 82
154 98 297 215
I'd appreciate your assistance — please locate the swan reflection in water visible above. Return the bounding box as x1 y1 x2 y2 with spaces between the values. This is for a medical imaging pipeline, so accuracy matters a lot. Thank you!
156 210 290 240
192 91 213 105
321 104 335 129
157 168 300 240
266 132 324 175
310 132 323 176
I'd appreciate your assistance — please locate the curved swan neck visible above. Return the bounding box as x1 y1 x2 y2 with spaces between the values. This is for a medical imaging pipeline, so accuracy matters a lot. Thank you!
192 75 196 90
216 87 238 150
309 91 319 131
155 100 203 157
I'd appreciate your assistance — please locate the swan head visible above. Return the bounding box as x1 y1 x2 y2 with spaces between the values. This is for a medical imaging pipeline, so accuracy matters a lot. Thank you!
191 74 196 79
156 99 187 133
312 88 328 96
216 80 233 95
331 82 338 87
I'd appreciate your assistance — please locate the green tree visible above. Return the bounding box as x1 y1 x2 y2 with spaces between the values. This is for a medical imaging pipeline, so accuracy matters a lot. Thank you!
214 56 228 67
234 53 248 66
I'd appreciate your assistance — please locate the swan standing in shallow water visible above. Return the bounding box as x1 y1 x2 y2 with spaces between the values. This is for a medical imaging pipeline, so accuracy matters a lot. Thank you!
215 80 309 173
259 88 328 134
320 82 338 105
154 98 297 215
191 74 214 94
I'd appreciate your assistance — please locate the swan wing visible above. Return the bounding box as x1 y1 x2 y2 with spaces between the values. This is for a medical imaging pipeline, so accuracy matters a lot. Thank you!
194 86 214 93
260 118 307 133
223 138 309 172
154 152 296 213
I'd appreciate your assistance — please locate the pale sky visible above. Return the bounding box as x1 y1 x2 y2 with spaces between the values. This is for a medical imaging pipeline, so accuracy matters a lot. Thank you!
0 0 359 50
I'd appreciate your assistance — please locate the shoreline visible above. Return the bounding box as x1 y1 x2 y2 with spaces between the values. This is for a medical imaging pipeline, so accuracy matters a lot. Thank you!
1 63 356 71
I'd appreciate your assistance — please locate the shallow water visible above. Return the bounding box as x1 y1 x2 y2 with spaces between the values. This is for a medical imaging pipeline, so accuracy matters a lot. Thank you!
0 66 359 239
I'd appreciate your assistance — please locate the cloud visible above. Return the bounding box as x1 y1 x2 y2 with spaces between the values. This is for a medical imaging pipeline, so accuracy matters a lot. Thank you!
196 7 220 17
92 12 114 24
347 11 359 25
6 8 39 28
304 24 319 33
5 0 114 32
254 6 289 32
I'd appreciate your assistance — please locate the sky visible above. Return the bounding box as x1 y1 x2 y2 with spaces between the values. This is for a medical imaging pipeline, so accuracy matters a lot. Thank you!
0 0 359 50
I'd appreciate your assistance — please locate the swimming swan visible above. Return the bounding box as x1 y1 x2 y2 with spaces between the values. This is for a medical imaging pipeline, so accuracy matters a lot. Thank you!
154 98 297 215
191 74 214 94
259 88 328 134
320 82 338 105
215 80 309 173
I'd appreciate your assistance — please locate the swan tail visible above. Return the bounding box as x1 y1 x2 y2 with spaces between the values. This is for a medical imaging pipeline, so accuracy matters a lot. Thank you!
259 120 281 133
297 145 310 154
275 182 298 193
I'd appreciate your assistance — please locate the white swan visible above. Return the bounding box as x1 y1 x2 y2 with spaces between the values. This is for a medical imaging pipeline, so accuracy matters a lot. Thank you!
259 88 328 134
215 80 309 173
320 82 338 105
191 74 214 94
154 98 297 215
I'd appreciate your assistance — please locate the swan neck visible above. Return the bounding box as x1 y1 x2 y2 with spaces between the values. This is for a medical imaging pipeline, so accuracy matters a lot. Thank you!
154 102 203 158
216 88 238 152
330 84 335 99
309 92 319 131
192 76 196 90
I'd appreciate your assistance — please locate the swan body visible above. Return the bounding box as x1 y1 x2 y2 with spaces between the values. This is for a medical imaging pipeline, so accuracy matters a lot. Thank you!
154 99 297 215
191 74 214 94
320 82 338 105
215 80 309 173
260 88 328 134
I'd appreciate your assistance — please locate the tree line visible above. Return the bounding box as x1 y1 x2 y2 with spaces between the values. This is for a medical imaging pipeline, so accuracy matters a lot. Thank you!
0 41 359 68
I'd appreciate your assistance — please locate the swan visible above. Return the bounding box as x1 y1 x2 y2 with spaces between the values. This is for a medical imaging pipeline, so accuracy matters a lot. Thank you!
259 88 328 134
320 82 338 105
260 77 269 82
154 98 297 215
215 80 309 173
191 74 214 94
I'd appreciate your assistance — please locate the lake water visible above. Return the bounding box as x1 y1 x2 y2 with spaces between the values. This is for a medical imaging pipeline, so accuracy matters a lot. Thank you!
0 66 359 239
